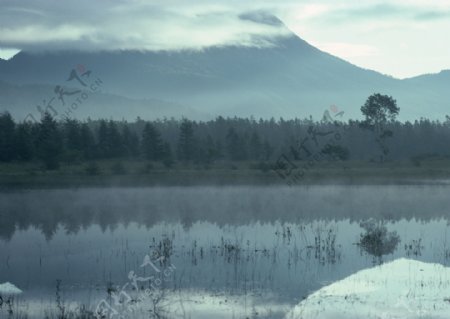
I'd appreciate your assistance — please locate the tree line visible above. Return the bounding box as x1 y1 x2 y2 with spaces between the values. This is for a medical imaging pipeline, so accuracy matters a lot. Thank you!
1 94 450 170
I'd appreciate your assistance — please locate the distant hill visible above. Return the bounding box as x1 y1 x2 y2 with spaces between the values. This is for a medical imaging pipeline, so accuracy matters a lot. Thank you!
0 15 449 121
0 81 197 121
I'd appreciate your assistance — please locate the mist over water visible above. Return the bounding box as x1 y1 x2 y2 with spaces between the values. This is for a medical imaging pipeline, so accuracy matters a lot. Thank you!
1 185 450 318
1 184 450 237
1 1 449 317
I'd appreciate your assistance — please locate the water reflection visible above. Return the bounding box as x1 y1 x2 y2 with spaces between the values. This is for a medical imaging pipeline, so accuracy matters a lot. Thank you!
1 218 449 318
358 219 400 263
2 185 450 240
1 186 450 318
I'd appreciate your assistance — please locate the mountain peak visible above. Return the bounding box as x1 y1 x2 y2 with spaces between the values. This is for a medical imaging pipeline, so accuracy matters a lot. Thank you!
238 11 284 27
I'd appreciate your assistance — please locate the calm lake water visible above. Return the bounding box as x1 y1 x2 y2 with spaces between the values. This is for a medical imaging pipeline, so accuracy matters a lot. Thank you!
1 185 450 318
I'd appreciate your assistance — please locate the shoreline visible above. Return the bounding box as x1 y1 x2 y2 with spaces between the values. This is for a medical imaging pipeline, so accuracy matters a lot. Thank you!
2 165 450 189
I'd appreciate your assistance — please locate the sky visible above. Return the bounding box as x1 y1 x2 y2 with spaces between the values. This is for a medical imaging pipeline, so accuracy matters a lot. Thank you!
0 0 449 79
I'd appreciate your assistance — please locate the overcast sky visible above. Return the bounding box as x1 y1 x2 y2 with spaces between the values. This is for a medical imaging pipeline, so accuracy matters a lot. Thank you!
0 0 449 79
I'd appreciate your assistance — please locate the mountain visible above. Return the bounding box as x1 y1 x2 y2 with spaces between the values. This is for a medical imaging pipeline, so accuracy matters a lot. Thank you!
404 70 450 88
0 15 449 121
0 81 196 121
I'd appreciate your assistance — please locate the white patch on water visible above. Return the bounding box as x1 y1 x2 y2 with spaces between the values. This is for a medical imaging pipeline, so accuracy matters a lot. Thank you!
7 289 290 319
286 258 450 319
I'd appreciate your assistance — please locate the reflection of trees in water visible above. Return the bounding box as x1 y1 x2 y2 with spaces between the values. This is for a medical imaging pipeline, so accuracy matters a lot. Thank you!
0 187 447 241
358 219 400 264
0 213 15 241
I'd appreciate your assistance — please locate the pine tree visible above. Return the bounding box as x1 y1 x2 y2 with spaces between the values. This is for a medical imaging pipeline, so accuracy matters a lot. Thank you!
226 127 247 161
142 123 164 160
63 119 83 162
215 139 224 159
177 120 196 161
162 142 174 168
0 112 16 162
96 120 109 158
15 122 33 161
122 126 140 158
262 138 274 161
249 131 262 160
64 119 82 152
107 120 122 157
80 123 96 159
36 112 63 169
204 134 218 163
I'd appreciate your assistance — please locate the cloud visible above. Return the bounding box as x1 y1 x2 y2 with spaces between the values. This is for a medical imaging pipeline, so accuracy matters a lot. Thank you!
2 0 447 52
0 1 292 52
320 2 450 24
293 4 331 20
414 10 450 21
0 0 449 78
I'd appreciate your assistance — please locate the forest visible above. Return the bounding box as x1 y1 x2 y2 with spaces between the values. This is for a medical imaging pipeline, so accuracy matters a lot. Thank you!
1 110 450 171
0 94 447 174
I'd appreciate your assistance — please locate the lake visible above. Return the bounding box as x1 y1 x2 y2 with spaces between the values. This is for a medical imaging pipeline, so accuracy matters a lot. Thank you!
1 185 450 318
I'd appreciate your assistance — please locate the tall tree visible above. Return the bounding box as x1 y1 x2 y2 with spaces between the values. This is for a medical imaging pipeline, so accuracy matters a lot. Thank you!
226 127 247 161
249 131 262 160
63 119 82 152
177 120 196 161
107 120 123 157
36 112 63 169
262 138 274 161
0 112 16 162
80 123 96 159
63 119 83 162
96 120 110 158
162 142 174 168
361 93 399 129
204 134 219 164
122 125 140 158
361 93 400 162
15 122 33 161
142 123 164 160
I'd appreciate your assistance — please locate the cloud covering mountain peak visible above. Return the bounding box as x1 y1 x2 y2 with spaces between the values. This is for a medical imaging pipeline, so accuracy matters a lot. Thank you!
238 11 284 27
0 1 290 52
